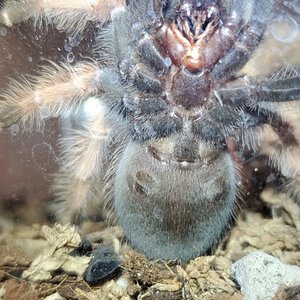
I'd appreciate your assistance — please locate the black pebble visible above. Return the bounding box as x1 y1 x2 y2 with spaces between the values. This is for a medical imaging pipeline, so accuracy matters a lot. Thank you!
84 245 122 285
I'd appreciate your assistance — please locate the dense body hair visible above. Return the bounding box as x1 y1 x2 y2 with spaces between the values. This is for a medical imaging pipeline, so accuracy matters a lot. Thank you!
0 0 300 261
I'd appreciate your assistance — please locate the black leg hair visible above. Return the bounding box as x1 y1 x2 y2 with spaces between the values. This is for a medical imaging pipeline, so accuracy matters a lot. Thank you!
213 67 300 108
211 0 276 80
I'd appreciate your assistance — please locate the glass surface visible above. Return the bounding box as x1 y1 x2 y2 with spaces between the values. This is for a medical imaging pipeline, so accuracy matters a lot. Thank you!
0 1 299 298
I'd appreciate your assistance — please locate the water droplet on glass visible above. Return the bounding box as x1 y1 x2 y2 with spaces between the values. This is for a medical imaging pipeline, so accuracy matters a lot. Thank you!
0 26 7 36
32 142 57 171
40 106 52 119
8 124 19 136
67 52 75 63
271 15 299 43
164 57 172 67
64 41 73 52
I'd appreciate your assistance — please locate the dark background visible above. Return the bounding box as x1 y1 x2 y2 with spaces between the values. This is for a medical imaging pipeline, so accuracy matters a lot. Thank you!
0 22 96 223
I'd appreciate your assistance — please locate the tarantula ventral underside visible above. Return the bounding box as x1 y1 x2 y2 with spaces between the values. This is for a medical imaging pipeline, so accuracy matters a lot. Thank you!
0 0 300 261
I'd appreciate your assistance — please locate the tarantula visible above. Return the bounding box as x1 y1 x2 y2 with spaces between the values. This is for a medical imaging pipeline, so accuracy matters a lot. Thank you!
0 0 300 262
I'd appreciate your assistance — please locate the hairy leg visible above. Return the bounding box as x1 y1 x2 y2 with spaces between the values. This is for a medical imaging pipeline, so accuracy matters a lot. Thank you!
212 0 275 80
0 0 124 32
0 62 107 131
259 107 300 203
214 67 300 202
214 67 300 108
53 101 113 223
